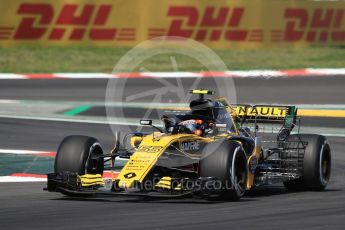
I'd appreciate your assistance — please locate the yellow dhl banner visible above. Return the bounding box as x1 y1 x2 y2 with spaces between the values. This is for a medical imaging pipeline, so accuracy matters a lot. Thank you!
0 0 344 48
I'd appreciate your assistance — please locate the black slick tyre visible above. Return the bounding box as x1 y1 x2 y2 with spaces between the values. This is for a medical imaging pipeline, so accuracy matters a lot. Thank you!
55 135 104 175
200 140 248 201
284 134 331 191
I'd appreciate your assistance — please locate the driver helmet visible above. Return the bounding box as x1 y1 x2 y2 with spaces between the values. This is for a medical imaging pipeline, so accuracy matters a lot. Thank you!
178 119 203 136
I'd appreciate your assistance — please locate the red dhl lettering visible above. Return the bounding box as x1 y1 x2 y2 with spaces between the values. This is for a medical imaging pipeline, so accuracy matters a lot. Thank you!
13 3 135 41
1 2 343 44
167 6 248 41
283 8 345 42
166 6 344 43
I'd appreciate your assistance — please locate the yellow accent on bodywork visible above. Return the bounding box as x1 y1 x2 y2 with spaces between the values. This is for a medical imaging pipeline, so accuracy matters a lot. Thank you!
79 174 104 187
155 176 172 189
155 176 182 191
191 89 214 95
246 144 261 189
232 105 288 118
117 134 200 189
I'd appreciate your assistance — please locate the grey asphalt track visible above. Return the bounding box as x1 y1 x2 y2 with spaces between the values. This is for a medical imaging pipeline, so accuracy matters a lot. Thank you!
0 75 345 104
0 118 116 152
0 121 344 230
0 76 345 230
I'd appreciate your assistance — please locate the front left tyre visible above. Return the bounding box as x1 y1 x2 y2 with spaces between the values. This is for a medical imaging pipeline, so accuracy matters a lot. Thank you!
55 135 104 175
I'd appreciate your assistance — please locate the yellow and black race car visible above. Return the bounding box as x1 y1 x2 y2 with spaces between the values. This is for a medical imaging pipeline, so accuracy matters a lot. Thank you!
46 90 331 201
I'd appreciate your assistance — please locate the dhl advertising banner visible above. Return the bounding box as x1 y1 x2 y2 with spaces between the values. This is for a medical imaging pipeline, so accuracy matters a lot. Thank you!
0 0 344 48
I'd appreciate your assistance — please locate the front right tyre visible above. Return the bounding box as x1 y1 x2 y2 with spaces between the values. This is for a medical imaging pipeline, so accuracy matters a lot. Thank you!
200 140 248 201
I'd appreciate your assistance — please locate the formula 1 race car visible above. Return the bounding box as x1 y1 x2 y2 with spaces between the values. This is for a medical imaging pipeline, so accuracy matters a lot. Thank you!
46 89 331 201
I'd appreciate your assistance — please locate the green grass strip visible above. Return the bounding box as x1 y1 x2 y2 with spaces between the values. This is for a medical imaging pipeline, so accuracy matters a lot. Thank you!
1 46 344 72
64 105 92 116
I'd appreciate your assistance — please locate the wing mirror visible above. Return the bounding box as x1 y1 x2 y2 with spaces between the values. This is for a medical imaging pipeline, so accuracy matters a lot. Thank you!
140 119 152 126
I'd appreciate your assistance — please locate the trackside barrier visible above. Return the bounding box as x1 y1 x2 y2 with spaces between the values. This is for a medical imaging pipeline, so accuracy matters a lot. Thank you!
0 0 344 48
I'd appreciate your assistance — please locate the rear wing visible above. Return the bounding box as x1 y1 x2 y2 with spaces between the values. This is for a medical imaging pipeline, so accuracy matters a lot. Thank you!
231 104 298 123
231 104 298 140
216 98 299 140
216 97 298 122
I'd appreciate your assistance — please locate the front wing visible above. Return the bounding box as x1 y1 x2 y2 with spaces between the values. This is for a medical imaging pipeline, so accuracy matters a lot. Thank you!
46 172 222 199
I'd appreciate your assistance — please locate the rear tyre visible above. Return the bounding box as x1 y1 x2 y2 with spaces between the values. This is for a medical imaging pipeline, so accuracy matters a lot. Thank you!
55 135 104 175
200 140 248 201
283 134 331 191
